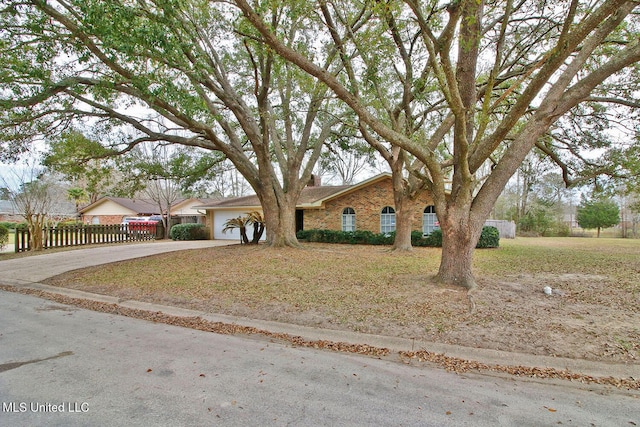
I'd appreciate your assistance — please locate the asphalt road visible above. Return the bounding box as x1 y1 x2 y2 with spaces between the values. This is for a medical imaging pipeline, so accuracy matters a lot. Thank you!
1 290 638 426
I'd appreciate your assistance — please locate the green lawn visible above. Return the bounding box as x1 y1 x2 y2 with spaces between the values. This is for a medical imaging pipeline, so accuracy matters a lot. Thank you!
475 237 640 288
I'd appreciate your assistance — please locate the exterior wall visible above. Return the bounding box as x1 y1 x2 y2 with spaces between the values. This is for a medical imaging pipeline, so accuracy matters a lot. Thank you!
304 178 433 233
84 200 137 216
82 214 124 225
0 214 23 223
172 199 206 216
81 200 146 226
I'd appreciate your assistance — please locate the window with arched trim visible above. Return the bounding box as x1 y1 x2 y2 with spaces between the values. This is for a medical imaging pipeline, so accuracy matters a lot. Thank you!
422 205 439 235
342 207 356 232
380 206 396 233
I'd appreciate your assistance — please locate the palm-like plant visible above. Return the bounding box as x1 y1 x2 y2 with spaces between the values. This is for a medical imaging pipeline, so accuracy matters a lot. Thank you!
246 211 265 244
222 211 265 245
222 216 250 244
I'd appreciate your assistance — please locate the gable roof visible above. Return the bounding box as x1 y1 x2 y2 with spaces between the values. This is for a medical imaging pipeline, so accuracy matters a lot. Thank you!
79 197 163 215
198 173 392 210
0 200 17 214
80 196 224 215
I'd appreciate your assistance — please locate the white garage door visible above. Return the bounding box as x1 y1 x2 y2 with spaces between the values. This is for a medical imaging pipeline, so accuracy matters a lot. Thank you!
213 210 266 241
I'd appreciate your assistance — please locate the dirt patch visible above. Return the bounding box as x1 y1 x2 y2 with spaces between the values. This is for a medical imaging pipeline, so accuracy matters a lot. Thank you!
454 273 640 362
42 240 640 364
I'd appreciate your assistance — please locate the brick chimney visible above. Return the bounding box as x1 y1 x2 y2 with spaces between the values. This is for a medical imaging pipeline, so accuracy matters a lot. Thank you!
307 174 322 187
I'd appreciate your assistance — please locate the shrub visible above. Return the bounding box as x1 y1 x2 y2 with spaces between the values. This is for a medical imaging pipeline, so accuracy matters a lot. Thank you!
298 229 397 246
169 223 209 241
518 206 554 236
0 221 18 230
57 219 85 227
553 222 571 237
297 226 500 248
0 224 8 250
298 229 393 245
350 230 376 244
368 231 395 245
421 229 443 247
477 226 500 248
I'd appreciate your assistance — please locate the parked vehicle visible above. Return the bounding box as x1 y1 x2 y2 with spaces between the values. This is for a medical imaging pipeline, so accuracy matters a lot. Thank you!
122 217 149 225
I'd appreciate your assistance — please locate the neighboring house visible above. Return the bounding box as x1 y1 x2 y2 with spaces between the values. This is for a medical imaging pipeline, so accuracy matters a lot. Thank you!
199 173 441 241
80 197 218 225
80 197 160 225
171 198 220 225
1 199 77 223
0 200 21 223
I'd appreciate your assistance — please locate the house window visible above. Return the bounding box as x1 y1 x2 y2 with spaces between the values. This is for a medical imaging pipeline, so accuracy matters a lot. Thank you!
342 207 356 232
380 206 396 234
423 205 439 235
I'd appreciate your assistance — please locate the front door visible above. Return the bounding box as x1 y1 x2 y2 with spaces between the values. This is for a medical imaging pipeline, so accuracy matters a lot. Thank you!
295 209 304 232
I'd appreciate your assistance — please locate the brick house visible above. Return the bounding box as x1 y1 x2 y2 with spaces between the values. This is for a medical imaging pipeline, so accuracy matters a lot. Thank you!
80 197 218 226
200 173 439 241
80 197 160 225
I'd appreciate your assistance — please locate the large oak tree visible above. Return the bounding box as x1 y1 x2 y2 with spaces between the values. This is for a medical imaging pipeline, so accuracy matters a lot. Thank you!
0 0 347 246
234 0 640 288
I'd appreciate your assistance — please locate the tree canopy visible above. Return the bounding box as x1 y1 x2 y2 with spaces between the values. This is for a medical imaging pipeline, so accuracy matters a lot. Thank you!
576 195 620 236
234 0 640 287
0 0 343 246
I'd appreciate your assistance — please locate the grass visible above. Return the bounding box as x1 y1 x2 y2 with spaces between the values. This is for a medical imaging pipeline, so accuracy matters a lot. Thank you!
475 238 640 290
44 237 640 323
46 243 451 324
46 237 640 294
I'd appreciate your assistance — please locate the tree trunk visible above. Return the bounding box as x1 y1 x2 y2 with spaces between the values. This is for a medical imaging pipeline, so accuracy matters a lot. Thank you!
393 206 414 251
391 176 414 251
28 213 45 251
239 226 249 244
392 184 420 251
435 204 484 290
261 195 299 247
251 222 265 244
437 226 481 290
390 150 416 252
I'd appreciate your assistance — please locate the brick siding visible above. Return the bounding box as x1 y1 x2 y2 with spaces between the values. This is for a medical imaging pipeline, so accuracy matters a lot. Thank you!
82 215 124 225
303 178 434 233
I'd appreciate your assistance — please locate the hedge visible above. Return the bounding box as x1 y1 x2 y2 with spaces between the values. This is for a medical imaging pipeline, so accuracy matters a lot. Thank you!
0 224 8 249
0 221 19 230
169 223 209 241
296 229 394 245
297 226 499 248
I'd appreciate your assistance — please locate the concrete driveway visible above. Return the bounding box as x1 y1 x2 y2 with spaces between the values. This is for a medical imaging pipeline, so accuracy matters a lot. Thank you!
0 240 234 286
